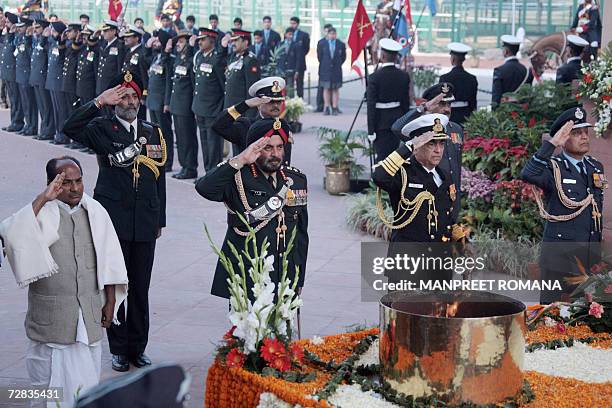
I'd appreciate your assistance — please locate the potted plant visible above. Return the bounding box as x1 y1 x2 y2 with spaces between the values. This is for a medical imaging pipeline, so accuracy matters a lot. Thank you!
284 97 306 133
318 127 365 195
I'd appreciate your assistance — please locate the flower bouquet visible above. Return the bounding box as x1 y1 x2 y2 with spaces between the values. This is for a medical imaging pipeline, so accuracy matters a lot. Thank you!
207 219 313 382
578 44 612 137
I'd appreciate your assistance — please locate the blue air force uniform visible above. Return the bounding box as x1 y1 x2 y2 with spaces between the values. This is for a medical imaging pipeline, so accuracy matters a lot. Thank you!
29 21 55 140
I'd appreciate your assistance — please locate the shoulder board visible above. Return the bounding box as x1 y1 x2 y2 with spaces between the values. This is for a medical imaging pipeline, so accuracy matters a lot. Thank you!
140 120 159 129
552 157 562 162
585 155 603 170
217 160 228 167
283 165 304 175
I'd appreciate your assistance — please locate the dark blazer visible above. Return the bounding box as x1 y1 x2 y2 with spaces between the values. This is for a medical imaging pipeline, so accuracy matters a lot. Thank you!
367 64 411 134
317 38 346 84
250 42 268 68
556 58 582 84
292 28 310 73
29 35 48 87
123 44 151 97
146 50 172 112
96 38 126 95
195 162 308 299
63 101 167 242
0 32 17 82
45 36 66 92
261 29 281 65
223 51 260 109
62 41 81 94
76 43 99 103
168 51 195 116
191 48 226 118
277 40 302 75
491 57 533 108
15 33 32 85
439 66 478 124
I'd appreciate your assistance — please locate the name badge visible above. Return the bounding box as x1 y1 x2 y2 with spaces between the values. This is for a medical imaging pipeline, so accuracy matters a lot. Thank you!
36 44 43 51
200 63 212 73
562 178 577 184
175 65 187 76
87 52 95 62
109 47 118 56
408 183 424 189
13 49 18 57
249 190 267 197
151 64 163 75
130 54 139 65
18 44 25 52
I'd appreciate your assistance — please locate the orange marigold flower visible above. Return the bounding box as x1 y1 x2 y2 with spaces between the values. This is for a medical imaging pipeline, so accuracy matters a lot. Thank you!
260 337 287 362
226 348 246 368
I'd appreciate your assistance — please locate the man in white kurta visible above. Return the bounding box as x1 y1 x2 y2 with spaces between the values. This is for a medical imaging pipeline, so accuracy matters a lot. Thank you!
0 157 128 407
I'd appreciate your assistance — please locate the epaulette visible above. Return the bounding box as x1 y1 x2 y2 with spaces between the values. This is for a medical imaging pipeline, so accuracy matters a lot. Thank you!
283 165 305 177
217 160 228 167
585 155 603 171
140 120 159 129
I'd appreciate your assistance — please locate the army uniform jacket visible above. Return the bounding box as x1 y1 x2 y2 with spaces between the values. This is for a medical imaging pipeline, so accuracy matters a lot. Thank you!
0 32 17 82
555 57 582 85
223 50 260 109
491 57 534 108
76 42 99 103
96 38 126 95
391 109 463 223
366 64 411 134
45 36 66 92
195 161 308 299
439 66 478 125
191 48 226 118
62 101 167 242
14 33 32 85
122 44 150 98
521 140 604 243
62 41 81 94
29 35 48 87
146 50 172 112
167 51 194 116
373 144 456 243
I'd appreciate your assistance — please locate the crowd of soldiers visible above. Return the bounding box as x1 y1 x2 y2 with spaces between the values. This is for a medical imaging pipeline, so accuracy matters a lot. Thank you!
0 10 311 180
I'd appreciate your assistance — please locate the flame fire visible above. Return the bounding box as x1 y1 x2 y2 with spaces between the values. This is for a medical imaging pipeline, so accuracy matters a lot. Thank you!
433 301 460 318
446 301 460 318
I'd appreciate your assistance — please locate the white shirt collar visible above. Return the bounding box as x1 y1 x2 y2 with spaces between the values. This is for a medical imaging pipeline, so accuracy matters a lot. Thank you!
116 116 138 140
130 44 140 53
421 165 443 187
567 56 582 63
106 37 117 48
504 56 518 62
57 199 83 215
380 62 396 68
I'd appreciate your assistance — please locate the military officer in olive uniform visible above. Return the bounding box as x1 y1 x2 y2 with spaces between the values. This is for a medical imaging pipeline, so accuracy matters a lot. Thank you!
121 25 150 121
1 12 25 133
521 107 605 303
168 30 198 179
192 28 227 171
145 29 174 170
556 35 589 85
439 42 478 125
15 17 38 136
223 29 260 154
29 18 55 141
491 35 534 109
391 83 463 223
46 21 70 144
62 23 83 149
212 77 292 164
95 20 125 96
63 71 167 372
195 117 308 301
366 38 411 162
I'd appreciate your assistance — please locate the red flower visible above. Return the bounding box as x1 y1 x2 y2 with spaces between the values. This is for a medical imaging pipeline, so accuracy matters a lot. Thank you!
589 302 604 319
270 355 291 372
603 95 612 103
290 343 305 364
590 262 608 274
511 111 519 119
584 73 593 84
604 284 612 294
226 348 246 368
260 338 286 363
576 94 582 102
556 323 566 334
528 117 537 128
223 326 237 341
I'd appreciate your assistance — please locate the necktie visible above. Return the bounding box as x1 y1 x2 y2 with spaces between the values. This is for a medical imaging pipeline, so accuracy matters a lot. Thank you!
267 175 276 189
129 125 135 141
265 31 269 43
329 41 335 57
577 162 588 184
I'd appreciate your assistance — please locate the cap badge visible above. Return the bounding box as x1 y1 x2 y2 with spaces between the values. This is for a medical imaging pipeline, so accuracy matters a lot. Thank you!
575 108 584 120
433 118 444 133
441 83 450 94
271 81 281 93
273 118 282 130
124 71 133 83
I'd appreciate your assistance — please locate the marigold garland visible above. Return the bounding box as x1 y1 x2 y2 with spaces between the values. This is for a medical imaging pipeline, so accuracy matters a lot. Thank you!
206 326 611 407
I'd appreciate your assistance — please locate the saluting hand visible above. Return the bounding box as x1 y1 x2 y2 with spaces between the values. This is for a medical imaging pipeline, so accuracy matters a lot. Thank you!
235 137 269 166
42 172 65 202
424 93 445 112
164 39 173 53
410 131 437 150
550 120 574 147
245 96 272 108
96 85 128 107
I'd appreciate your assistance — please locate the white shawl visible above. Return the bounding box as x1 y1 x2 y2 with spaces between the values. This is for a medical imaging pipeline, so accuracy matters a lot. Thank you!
0 193 128 322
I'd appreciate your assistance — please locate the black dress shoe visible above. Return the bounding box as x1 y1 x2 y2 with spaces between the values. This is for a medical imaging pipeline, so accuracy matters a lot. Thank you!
173 170 197 179
1 126 8 131
37 135 54 141
130 353 152 368
24 130 38 136
111 354 129 372
17 129 26 135
7 126 23 132
323 107 331 116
